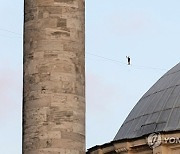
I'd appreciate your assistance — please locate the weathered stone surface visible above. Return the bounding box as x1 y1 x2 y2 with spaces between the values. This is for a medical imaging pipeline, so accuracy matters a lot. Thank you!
23 0 85 153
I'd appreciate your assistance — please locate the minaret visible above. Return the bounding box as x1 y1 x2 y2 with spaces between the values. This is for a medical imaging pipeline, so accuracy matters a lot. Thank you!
23 0 85 153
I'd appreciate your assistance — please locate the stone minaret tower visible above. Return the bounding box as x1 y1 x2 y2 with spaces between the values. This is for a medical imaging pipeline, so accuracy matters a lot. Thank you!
23 0 85 153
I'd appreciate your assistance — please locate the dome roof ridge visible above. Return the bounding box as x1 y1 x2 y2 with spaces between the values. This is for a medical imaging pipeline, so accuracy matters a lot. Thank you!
114 62 180 141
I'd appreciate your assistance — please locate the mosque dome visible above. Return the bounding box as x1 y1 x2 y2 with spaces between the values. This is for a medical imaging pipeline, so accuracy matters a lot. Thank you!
114 63 180 141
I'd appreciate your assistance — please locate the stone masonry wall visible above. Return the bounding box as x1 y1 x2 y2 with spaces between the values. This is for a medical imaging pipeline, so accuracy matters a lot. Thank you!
23 0 85 153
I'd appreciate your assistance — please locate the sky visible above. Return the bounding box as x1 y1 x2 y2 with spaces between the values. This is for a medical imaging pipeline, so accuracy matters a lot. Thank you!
0 0 180 153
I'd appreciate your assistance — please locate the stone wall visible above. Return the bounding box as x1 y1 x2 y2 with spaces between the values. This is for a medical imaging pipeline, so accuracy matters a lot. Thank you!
87 133 180 154
23 0 85 153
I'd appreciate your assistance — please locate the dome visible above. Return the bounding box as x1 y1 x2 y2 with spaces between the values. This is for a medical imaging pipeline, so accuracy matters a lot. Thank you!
114 63 180 141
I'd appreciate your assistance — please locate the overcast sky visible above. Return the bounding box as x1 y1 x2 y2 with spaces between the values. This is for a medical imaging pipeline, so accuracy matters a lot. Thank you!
0 0 180 153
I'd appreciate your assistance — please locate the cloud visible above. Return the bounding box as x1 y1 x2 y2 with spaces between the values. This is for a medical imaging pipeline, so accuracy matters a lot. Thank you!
108 11 153 36
86 72 122 116
0 67 22 121
86 72 128 148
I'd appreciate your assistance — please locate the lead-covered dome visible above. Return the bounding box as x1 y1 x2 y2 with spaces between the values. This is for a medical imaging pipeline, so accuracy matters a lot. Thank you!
114 63 180 141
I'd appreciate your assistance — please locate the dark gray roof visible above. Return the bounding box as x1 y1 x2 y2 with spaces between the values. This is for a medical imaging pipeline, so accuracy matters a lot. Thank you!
114 63 180 141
